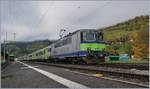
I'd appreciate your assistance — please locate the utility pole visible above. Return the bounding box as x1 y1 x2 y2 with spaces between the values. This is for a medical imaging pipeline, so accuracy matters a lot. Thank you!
6 32 7 53
5 32 7 61
13 32 16 61
3 32 7 63
3 40 5 63
14 33 16 42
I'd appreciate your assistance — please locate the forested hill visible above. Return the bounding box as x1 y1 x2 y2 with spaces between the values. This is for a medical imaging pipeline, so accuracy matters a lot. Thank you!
100 15 149 59
1 40 55 57
101 15 149 41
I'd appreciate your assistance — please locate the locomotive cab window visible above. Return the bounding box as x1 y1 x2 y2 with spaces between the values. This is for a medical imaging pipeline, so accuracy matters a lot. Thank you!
82 31 96 41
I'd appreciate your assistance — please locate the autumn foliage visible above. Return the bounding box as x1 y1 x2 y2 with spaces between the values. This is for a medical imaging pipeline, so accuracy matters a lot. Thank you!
131 28 149 59
102 15 149 60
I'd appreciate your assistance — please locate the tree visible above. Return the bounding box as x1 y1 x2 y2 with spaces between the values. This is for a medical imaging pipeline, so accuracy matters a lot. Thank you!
131 28 149 59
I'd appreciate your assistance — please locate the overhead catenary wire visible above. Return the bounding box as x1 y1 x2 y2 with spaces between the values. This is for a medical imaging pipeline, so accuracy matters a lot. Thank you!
65 1 111 28
35 1 55 29
35 1 111 39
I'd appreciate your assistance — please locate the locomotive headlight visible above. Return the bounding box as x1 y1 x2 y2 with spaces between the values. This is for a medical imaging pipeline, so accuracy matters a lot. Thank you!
100 54 103 56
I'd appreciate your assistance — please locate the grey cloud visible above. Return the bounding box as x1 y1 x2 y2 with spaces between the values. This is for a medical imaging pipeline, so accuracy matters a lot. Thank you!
0 1 149 42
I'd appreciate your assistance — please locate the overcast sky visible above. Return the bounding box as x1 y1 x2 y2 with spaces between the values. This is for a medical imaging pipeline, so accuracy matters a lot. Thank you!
0 0 149 42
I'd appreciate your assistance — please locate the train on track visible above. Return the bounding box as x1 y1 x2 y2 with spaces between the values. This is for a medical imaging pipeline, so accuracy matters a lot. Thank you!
19 29 108 64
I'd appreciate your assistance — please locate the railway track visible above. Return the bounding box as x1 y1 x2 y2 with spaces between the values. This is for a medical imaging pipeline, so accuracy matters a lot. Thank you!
1 62 10 71
24 61 149 82
95 63 149 70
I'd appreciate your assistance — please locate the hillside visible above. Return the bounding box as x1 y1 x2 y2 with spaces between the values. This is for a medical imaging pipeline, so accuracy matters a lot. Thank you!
1 40 55 57
102 15 148 41
100 15 149 59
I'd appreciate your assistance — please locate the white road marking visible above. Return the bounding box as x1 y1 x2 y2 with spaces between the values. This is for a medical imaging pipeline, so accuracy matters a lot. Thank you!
20 66 39 69
64 69 149 88
17 61 89 89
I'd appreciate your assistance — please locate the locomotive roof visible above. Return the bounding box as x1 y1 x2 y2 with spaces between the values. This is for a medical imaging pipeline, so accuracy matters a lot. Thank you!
66 29 99 36
55 29 100 42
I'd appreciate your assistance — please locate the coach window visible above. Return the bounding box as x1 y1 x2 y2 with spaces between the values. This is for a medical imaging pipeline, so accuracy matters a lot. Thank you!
68 37 72 44
67 37 72 44
62 40 65 45
48 48 51 52
55 43 59 48
39 52 43 55
64 38 67 45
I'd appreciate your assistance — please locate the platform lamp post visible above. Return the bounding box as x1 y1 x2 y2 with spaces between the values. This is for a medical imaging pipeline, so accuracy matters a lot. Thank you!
3 40 5 63
14 33 16 42
3 32 7 63
129 39 133 59
13 33 16 61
